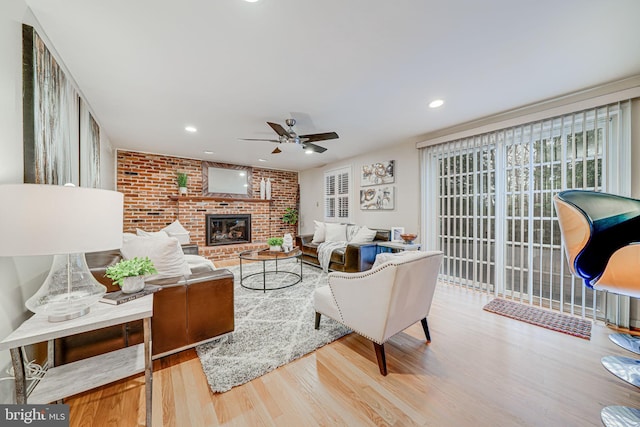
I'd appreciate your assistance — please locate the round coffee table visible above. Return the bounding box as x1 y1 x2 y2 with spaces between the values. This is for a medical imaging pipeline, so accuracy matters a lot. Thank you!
239 248 303 292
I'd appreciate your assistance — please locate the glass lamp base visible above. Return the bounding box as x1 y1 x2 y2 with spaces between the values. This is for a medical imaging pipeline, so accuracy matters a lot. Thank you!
25 253 106 322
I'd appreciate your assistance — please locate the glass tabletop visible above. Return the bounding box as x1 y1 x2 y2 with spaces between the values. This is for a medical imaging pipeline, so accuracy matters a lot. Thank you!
239 247 302 261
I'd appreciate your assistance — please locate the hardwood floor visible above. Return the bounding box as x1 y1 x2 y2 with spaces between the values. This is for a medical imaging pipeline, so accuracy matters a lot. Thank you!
66 282 640 426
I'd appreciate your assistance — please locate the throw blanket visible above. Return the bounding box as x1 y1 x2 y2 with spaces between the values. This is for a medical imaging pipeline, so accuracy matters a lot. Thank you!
317 241 348 272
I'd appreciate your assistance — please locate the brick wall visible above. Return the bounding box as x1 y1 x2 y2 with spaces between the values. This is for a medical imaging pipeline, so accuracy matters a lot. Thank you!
117 151 298 262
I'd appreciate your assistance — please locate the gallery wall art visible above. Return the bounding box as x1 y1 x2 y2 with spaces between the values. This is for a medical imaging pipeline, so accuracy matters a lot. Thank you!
360 186 395 210
361 160 394 186
23 24 99 187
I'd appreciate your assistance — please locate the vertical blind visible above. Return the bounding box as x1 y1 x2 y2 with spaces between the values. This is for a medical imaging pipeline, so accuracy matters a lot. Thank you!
421 101 631 321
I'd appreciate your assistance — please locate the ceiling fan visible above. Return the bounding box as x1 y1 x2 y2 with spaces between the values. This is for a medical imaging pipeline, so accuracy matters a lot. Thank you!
241 119 338 154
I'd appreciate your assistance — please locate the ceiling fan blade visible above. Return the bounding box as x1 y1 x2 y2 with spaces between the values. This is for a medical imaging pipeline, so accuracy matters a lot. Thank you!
302 142 327 153
267 122 290 137
239 138 280 142
272 147 282 154
299 131 339 143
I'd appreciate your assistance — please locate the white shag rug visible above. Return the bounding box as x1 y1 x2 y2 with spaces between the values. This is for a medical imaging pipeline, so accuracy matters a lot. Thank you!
195 259 351 393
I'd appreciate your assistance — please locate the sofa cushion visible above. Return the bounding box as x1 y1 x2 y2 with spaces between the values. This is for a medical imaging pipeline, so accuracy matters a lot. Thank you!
349 226 377 244
121 235 191 280
312 220 326 243
136 229 169 238
162 220 191 244
325 223 347 242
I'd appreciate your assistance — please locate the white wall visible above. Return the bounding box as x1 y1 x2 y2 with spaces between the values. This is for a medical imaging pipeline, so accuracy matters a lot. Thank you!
299 140 421 239
0 2 117 397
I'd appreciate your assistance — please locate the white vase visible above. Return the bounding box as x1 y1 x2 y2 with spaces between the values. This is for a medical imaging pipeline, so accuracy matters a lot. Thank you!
266 178 271 200
260 178 266 199
269 245 281 252
179 186 187 195
121 276 145 294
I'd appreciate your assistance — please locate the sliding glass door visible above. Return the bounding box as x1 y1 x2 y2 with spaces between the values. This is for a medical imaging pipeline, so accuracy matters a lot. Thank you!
422 102 630 320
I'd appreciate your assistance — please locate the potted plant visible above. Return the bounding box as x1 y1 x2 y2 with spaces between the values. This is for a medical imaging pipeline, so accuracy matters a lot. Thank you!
176 172 188 195
282 207 298 225
267 237 284 251
105 257 158 294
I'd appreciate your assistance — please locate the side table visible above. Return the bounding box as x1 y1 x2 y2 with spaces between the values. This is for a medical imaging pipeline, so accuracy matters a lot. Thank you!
0 295 153 426
377 241 422 253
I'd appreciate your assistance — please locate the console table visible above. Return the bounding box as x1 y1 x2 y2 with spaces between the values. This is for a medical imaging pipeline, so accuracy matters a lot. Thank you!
377 241 422 253
0 295 153 426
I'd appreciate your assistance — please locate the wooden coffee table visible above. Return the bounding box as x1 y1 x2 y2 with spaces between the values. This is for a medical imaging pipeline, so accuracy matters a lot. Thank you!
239 248 303 292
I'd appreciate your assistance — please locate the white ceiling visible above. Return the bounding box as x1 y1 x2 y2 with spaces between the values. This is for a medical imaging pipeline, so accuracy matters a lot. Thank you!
25 0 640 171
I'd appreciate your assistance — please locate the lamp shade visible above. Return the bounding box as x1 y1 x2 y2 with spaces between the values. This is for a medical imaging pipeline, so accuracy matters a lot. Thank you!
0 184 123 256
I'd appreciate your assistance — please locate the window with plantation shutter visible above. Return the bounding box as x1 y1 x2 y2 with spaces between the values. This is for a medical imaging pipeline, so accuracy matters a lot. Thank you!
324 167 351 222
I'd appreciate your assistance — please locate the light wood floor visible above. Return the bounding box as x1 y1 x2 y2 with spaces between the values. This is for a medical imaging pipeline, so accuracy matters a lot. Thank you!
66 281 640 426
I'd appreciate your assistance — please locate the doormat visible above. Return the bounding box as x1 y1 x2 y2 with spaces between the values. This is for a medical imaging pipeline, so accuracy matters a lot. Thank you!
483 298 592 340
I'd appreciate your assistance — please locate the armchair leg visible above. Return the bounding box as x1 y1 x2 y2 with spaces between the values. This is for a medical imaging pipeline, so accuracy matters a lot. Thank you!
314 312 321 330
421 318 431 343
373 342 388 376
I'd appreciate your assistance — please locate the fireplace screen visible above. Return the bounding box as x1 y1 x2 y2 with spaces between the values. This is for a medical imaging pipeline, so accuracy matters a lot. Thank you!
206 214 251 246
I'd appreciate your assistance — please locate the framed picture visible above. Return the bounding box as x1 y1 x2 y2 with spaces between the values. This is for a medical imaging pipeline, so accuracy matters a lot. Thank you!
391 227 405 242
360 186 395 210
79 99 101 188
23 24 80 185
361 160 394 187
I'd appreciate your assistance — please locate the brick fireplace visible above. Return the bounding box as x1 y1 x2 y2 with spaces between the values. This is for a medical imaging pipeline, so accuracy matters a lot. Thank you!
206 214 251 246
117 151 298 262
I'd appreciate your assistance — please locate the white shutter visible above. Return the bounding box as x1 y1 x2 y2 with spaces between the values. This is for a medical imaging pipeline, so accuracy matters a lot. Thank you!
324 167 351 222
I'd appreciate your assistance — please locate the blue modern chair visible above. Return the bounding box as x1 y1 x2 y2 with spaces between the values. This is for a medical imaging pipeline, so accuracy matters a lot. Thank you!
554 190 640 426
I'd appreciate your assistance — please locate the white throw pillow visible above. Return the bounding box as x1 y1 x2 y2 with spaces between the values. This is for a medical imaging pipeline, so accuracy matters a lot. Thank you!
325 223 348 242
161 220 191 244
136 229 169 238
121 235 191 280
349 226 377 244
312 220 326 244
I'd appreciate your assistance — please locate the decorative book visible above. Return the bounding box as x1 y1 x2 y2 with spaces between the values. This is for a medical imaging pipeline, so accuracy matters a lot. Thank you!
99 284 161 305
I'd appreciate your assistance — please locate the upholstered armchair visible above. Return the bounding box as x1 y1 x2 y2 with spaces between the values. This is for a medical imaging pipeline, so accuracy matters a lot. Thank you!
313 250 444 375
554 190 640 425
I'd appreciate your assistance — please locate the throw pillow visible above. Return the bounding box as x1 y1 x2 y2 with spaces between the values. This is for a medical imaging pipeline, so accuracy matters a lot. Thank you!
161 220 191 244
136 229 169 238
325 223 348 242
312 220 326 243
349 226 378 244
121 235 191 280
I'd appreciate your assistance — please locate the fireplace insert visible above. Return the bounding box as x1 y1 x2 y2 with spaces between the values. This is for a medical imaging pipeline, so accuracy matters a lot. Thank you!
206 214 251 246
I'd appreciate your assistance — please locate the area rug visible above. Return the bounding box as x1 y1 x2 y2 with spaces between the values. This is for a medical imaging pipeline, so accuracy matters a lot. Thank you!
195 259 351 393
483 298 592 340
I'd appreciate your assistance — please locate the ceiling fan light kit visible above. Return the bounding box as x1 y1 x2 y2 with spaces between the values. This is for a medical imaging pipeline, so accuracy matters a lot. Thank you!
242 118 338 155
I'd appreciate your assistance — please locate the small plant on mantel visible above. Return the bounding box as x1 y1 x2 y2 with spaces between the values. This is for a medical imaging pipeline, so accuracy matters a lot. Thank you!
176 172 188 195
282 207 298 225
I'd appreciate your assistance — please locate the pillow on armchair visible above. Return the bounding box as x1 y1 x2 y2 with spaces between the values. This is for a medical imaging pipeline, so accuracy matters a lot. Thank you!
120 235 191 280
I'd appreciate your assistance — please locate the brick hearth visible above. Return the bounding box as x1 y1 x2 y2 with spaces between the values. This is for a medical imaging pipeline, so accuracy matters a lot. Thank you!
117 151 298 262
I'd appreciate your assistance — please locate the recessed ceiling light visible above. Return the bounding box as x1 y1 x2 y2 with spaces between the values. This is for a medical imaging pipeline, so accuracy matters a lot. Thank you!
185 126 197 133
258 158 267 162
244 0 260 2
203 150 214 155
429 99 444 109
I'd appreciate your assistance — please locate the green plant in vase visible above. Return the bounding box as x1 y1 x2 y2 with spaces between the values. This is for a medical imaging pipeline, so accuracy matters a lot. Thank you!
267 237 284 251
105 257 158 293
176 172 188 195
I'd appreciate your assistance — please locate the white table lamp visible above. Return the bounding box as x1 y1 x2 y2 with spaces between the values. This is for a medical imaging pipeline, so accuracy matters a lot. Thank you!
0 184 123 321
